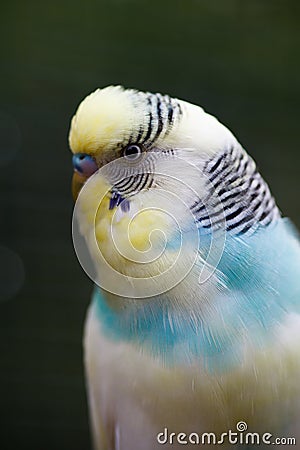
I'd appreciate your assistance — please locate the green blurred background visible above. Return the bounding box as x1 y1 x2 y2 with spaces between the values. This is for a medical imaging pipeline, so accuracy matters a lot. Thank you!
0 0 299 449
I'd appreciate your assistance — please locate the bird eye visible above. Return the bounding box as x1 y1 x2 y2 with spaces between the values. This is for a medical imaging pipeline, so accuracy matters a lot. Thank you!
123 144 142 160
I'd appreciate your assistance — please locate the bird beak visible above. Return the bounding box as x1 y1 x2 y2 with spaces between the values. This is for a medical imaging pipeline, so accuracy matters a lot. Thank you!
72 171 88 200
71 153 99 200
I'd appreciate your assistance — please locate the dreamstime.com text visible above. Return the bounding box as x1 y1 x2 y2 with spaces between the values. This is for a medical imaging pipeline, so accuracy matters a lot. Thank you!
157 421 296 446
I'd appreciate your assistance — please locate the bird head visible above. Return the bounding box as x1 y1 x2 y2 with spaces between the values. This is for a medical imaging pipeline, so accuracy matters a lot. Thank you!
68 86 278 296
69 85 236 198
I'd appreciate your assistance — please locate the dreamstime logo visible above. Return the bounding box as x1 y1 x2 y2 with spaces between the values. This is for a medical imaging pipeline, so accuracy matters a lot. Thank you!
72 153 227 298
157 421 296 446
236 421 248 432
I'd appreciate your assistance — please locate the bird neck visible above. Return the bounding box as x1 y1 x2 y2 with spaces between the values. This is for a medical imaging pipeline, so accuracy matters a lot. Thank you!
92 219 300 370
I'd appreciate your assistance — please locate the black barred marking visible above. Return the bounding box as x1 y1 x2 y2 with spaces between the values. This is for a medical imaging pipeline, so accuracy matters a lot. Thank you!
199 201 238 223
131 92 183 146
138 173 151 191
115 176 138 192
136 125 144 144
193 203 206 214
177 102 183 116
168 101 174 125
210 169 240 191
252 198 263 213
152 95 164 143
193 146 280 234
225 206 244 222
219 188 248 202
207 153 225 174
110 152 158 197
208 166 225 184
142 110 153 145
226 214 253 231
259 209 270 222
115 174 148 195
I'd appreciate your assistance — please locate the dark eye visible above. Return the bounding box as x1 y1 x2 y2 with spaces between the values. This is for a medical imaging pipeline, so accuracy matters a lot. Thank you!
123 144 142 160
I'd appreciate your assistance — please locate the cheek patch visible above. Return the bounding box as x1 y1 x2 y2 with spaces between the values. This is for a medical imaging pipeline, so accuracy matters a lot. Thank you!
109 191 130 212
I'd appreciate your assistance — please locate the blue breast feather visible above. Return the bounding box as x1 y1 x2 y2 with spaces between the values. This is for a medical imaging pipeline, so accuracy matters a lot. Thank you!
93 218 300 370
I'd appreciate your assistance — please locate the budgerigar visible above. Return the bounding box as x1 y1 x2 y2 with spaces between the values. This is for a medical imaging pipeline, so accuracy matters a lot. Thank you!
69 86 300 450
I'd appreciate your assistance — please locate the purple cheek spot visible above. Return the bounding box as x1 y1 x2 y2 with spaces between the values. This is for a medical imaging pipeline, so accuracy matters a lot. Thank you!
72 153 98 176
120 199 130 212
109 191 130 212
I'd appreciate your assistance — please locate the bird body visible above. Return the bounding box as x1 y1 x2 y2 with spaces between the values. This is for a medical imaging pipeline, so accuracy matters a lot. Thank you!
85 297 300 450
69 86 300 449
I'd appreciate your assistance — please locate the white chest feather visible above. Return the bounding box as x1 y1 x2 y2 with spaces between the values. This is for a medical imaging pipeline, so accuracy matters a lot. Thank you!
84 304 300 450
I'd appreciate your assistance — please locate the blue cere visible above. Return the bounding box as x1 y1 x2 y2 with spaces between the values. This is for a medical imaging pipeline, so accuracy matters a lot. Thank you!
72 153 98 176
